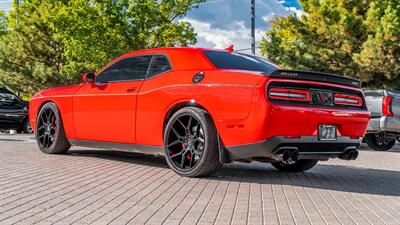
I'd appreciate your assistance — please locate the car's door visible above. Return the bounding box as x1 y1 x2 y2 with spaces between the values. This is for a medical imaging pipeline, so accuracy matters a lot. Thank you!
135 54 173 146
73 55 152 143
0 92 25 128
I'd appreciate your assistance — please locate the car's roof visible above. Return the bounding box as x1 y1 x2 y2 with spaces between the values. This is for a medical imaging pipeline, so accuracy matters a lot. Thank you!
99 47 277 73
120 47 224 57
103 47 223 72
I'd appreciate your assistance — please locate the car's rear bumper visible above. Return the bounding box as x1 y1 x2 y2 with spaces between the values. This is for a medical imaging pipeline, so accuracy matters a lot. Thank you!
224 136 362 161
367 116 400 133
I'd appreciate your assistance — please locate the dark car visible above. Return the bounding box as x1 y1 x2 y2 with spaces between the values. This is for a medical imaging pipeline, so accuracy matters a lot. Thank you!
0 87 32 133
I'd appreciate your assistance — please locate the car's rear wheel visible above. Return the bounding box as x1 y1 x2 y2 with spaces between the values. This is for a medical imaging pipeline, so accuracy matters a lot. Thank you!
364 133 395 151
164 107 221 177
36 102 70 154
272 159 318 172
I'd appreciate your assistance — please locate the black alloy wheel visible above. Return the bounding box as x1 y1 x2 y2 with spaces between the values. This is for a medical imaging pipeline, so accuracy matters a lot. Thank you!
364 133 395 151
166 114 205 170
36 102 70 154
164 107 221 177
37 107 57 148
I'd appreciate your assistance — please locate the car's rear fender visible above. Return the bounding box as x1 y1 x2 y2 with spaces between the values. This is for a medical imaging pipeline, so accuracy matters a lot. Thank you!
135 70 263 147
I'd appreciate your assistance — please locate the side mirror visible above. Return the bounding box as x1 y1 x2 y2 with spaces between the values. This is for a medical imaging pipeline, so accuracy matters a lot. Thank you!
82 72 95 83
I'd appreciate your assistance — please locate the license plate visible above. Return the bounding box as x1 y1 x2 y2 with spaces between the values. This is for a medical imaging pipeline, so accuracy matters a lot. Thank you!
318 125 337 141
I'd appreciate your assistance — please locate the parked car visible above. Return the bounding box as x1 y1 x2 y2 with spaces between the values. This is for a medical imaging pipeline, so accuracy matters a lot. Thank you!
29 47 370 177
364 90 399 151
0 87 32 133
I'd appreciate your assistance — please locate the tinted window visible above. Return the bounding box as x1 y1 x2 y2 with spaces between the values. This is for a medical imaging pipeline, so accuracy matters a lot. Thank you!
96 55 152 83
203 51 278 74
147 55 171 78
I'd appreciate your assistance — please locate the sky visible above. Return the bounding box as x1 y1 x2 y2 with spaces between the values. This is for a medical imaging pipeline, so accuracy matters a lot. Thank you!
0 0 12 13
185 0 301 54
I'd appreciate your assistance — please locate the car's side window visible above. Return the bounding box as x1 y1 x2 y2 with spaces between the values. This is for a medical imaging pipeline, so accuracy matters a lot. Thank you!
95 55 152 83
147 55 172 79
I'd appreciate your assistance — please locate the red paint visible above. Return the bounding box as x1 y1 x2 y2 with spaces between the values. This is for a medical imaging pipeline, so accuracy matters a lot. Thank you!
225 45 234 53
334 93 362 107
268 88 311 102
29 47 370 149
382 96 393 116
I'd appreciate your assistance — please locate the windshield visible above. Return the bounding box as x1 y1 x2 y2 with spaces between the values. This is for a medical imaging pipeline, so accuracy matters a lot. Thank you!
203 50 279 74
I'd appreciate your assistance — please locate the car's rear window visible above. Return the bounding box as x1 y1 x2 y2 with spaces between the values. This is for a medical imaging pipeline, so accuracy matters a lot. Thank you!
203 51 278 74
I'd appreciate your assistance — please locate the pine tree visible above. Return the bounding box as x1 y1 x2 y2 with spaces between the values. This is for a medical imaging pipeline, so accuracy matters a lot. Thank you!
260 0 400 89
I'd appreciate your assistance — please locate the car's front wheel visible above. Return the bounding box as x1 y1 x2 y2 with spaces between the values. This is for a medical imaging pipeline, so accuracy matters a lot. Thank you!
272 159 318 172
36 102 70 154
164 107 221 177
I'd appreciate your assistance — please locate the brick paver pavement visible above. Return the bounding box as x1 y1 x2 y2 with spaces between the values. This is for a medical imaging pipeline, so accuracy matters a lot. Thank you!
0 134 400 225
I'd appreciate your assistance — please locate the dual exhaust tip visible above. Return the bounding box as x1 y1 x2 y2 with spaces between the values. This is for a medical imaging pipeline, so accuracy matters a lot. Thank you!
339 149 359 161
282 149 299 162
280 147 359 161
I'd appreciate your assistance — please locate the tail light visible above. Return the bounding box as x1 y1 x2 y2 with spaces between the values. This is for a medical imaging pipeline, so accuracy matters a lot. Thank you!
333 94 362 107
382 96 393 116
268 88 311 102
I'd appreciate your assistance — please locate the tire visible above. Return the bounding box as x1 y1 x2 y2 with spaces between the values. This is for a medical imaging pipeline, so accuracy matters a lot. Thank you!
163 107 221 177
16 127 23 134
364 133 395 151
36 102 70 154
272 159 318 172
23 119 33 134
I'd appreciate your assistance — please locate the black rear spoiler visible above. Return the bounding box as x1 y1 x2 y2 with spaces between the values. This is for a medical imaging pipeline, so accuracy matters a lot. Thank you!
268 70 361 88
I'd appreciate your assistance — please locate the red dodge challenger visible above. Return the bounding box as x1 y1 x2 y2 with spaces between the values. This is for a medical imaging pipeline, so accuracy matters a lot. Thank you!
29 47 370 177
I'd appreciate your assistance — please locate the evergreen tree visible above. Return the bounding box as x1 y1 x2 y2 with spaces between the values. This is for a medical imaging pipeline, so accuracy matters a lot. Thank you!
260 0 400 89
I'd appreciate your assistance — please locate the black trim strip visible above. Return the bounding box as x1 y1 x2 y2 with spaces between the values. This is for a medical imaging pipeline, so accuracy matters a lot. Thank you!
69 140 164 155
224 136 362 160
269 70 361 88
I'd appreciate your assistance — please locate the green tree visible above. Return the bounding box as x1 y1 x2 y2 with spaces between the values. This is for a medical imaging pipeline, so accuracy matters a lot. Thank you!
0 10 7 38
260 0 400 89
0 0 204 96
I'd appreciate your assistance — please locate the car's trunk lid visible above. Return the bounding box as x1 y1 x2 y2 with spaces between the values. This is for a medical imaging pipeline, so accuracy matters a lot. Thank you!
268 70 361 88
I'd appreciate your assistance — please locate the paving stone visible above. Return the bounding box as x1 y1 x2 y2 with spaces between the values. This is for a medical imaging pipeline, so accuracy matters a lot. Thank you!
0 134 400 225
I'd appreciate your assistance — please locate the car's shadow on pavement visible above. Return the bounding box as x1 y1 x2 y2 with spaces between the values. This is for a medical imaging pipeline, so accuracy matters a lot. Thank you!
213 163 400 197
68 149 400 197
67 149 169 168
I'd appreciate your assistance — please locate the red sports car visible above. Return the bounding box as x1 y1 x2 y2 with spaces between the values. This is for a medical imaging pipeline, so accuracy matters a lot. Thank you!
29 47 370 177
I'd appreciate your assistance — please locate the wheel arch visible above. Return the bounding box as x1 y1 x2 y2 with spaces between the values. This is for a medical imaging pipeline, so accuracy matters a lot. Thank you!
35 100 66 133
162 100 231 164
37 100 57 117
163 100 213 132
